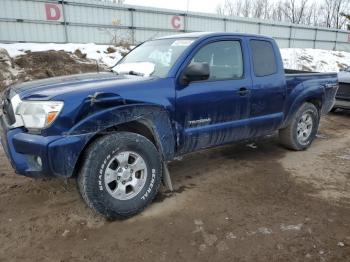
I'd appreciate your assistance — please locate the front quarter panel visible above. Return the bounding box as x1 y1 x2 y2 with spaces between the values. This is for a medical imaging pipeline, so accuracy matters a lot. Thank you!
68 104 176 161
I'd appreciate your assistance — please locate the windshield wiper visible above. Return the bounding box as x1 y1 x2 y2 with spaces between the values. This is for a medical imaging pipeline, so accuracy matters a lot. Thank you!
126 70 144 76
113 70 144 76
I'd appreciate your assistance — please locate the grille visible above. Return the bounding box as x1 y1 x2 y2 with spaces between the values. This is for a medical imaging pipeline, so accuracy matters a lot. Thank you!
337 82 350 100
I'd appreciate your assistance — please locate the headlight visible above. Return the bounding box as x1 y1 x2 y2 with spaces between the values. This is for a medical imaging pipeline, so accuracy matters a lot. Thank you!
16 101 64 130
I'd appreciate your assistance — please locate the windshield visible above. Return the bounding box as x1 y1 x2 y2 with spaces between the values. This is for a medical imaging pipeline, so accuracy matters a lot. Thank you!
113 38 195 77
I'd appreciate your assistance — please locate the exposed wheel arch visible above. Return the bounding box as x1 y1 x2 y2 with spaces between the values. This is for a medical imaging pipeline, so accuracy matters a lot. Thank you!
69 105 176 178
306 98 322 113
72 120 165 178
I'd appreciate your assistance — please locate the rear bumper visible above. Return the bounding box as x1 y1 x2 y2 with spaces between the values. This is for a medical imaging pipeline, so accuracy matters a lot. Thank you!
334 98 350 110
0 115 92 178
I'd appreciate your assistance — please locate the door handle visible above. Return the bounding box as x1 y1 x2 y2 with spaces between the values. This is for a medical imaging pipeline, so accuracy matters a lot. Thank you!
238 87 250 96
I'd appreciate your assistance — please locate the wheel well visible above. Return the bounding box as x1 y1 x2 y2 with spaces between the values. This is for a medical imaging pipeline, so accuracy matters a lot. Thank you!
71 121 159 178
113 120 157 145
306 98 322 111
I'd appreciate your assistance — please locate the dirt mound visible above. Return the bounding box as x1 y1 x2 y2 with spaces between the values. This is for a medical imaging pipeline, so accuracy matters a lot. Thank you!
0 49 107 92
14 50 103 82
0 48 20 92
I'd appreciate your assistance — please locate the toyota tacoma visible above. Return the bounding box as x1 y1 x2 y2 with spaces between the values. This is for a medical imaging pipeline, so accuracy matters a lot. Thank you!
0 32 338 219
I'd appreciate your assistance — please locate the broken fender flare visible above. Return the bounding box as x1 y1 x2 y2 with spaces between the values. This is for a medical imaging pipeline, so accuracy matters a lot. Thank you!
68 104 176 161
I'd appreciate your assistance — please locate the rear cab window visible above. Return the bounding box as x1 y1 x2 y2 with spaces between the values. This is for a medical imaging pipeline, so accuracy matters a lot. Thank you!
250 40 277 77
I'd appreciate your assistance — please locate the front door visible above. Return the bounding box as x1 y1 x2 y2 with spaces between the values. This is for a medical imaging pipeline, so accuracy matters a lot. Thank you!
175 39 252 154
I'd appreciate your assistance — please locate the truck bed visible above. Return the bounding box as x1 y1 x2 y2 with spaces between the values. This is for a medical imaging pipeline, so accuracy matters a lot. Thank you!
284 69 338 114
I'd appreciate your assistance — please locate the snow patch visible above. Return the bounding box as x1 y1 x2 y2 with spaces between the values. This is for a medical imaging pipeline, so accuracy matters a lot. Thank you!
1 43 349 73
0 43 126 68
280 223 303 231
1 43 350 73
281 48 350 72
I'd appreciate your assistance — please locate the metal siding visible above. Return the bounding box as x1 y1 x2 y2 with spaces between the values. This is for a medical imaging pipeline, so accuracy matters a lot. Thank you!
226 21 259 34
317 30 337 41
133 11 183 30
134 29 179 43
65 4 131 26
0 0 55 21
275 39 289 48
315 41 336 50
67 25 130 44
0 21 65 42
290 39 314 48
291 28 316 40
260 25 289 38
187 17 224 32
0 0 349 52
336 32 349 42
336 43 350 52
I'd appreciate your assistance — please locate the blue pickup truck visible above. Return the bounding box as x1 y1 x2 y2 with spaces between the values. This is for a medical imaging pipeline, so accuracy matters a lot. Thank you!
0 32 338 219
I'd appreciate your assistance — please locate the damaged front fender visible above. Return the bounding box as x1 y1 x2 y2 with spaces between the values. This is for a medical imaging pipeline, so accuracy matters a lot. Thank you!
68 104 176 161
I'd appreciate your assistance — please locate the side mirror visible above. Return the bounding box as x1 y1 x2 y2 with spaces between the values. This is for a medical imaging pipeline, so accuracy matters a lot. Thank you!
180 62 210 85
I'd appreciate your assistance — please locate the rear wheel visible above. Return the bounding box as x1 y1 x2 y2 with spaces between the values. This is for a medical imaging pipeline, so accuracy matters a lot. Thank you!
279 102 319 151
77 132 162 219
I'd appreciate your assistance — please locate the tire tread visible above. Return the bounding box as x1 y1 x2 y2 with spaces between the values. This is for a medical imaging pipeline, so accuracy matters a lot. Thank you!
77 132 162 219
279 102 319 151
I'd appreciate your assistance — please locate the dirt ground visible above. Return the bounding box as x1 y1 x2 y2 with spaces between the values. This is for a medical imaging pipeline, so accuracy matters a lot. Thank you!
0 111 349 262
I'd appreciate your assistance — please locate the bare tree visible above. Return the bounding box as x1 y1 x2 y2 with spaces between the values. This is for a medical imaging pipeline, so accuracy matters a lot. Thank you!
241 0 252 17
281 0 310 24
216 0 349 30
271 1 285 21
216 0 250 17
333 0 350 28
319 0 350 28
340 12 350 29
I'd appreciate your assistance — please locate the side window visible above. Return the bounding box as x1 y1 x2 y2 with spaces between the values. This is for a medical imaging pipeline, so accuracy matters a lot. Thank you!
250 40 277 77
191 41 243 80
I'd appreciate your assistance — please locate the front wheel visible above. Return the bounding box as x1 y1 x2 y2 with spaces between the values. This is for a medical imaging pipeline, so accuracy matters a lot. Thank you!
77 132 162 219
279 102 319 151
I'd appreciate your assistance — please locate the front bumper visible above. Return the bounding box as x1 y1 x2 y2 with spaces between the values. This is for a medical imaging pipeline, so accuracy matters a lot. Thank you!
0 114 92 178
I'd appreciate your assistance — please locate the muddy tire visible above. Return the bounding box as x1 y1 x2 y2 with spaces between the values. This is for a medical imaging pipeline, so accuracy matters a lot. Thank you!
77 132 162 219
279 102 319 151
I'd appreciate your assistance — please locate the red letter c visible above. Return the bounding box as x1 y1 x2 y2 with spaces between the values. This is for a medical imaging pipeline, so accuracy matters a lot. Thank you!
171 16 181 30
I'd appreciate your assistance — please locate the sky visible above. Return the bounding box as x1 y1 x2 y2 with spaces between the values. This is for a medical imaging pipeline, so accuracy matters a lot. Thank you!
124 0 227 14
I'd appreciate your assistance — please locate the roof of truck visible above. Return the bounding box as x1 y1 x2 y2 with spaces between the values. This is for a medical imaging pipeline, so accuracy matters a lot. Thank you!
157 32 272 40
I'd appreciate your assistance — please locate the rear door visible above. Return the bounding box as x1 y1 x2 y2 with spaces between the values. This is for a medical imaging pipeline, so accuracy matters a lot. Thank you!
247 38 287 137
175 38 252 154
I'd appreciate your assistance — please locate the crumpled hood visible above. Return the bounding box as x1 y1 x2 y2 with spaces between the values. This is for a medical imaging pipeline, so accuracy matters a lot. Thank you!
11 72 152 100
